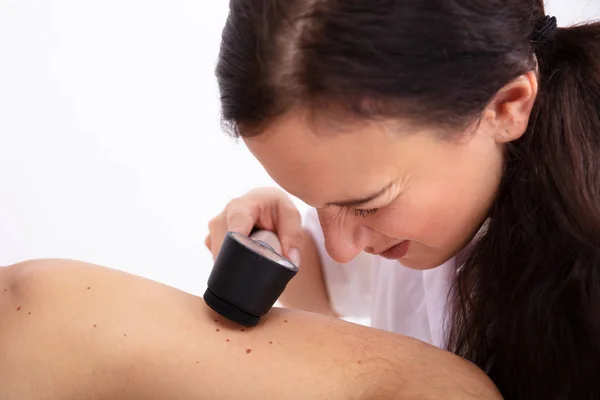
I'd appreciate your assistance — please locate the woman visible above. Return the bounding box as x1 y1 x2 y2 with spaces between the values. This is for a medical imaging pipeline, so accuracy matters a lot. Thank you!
0 259 498 399
206 0 600 398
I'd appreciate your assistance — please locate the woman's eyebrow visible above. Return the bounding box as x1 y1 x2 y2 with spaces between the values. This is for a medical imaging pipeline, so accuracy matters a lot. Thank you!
325 183 393 208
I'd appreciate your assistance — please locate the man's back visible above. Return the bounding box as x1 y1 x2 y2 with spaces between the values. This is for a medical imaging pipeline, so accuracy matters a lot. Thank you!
0 259 500 400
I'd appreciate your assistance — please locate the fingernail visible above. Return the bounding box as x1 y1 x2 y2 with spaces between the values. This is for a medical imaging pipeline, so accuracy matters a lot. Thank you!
227 217 245 233
228 224 242 233
288 248 300 266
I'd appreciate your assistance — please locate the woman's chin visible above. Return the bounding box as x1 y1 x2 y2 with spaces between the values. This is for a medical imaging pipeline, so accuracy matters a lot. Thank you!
395 248 453 270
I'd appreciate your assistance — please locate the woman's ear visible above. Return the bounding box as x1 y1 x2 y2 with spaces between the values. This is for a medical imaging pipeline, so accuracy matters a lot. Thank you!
485 71 538 144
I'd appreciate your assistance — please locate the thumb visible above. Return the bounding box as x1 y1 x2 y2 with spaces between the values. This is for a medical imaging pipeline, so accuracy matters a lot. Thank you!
281 230 304 267
277 220 304 267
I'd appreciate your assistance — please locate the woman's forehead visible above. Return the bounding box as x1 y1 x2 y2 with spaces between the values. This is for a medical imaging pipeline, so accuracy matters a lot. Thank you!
243 111 412 206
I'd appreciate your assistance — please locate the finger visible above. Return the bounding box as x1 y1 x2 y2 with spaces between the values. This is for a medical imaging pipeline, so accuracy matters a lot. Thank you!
209 229 228 261
226 212 255 236
275 201 304 265
207 215 229 261
225 201 260 235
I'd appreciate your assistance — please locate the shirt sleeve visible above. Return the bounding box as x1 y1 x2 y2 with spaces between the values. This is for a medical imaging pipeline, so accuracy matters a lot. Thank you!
303 208 374 318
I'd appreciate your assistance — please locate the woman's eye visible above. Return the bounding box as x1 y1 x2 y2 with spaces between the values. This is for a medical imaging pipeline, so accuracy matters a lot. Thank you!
352 208 379 218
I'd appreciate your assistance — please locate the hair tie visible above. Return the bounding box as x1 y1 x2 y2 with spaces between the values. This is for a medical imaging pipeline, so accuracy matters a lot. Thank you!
531 15 558 45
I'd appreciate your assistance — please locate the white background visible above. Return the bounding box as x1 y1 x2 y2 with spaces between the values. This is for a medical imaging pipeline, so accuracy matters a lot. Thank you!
1 0 599 296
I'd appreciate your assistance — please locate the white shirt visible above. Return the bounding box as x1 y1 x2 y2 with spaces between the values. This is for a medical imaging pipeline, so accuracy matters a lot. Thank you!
304 208 458 348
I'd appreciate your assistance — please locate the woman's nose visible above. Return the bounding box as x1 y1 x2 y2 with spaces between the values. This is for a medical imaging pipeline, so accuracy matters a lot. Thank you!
317 209 371 264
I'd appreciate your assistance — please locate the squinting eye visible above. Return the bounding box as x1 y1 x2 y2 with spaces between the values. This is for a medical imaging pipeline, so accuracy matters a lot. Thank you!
352 208 379 218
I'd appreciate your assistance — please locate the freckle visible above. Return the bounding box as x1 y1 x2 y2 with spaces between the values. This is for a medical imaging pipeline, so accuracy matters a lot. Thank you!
246 349 252 354
214 319 218 322
358 360 362 364
28 312 31 315
3 289 7 292
16 306 21 311
226 339 230 342
124 334 127 337
93 324 97 328
240 329 245 332
87 287 91 290
284 320 288 323
269 341 273 344
196 361 199 364
216 329 220 332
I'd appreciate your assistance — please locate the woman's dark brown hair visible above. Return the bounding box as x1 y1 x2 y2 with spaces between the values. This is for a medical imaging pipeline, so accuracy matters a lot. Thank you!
215 0 600 398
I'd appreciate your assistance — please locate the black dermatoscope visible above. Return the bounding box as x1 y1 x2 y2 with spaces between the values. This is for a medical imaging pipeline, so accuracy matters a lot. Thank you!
203 230 298 327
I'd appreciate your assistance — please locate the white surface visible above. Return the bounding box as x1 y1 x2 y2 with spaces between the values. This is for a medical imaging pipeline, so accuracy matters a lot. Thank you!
1 1 598 296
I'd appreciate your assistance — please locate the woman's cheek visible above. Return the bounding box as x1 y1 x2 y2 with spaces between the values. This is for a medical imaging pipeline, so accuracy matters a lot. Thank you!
380 196 451 245
369 203 408 238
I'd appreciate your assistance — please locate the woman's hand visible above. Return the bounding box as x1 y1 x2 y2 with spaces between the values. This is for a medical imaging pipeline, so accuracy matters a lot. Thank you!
205 187 304 265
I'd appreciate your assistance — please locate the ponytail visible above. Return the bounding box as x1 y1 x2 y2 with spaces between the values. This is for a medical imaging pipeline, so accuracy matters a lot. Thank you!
528 22 600 245
448 20 600 399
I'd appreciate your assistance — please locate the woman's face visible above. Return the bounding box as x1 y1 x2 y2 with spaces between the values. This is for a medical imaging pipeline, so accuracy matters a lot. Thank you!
244 70 537 269
244 109 504 269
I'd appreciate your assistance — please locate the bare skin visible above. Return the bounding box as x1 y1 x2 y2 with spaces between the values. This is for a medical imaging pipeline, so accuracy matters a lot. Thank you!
0 259 501 400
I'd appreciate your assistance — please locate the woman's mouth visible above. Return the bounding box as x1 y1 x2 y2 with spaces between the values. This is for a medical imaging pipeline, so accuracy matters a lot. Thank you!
379 241 410 260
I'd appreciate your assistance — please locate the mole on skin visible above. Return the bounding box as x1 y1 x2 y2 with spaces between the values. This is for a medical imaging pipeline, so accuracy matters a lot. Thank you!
17 306 21 311
216 329 220 332
246 349 252 354
93 324 97 328
226 339 230 342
